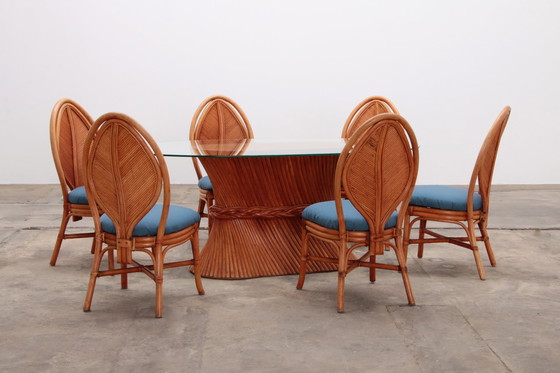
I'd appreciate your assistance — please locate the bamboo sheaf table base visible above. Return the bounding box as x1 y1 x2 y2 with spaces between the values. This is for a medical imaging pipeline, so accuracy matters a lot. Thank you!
160 139 347 279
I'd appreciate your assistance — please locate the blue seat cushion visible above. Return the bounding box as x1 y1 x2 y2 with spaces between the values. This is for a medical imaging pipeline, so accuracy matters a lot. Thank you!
409 185 482 211
198 176 213 191
100 204 200 237
68 186 88 204
302 199 398 231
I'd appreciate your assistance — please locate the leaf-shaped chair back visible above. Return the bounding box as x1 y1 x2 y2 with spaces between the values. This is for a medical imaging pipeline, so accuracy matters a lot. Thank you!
468 106 511 213
341 96 399 139
190 95 253 141
50 98 94 192
337 114 419 247
189 95 253 178
84 113 169 241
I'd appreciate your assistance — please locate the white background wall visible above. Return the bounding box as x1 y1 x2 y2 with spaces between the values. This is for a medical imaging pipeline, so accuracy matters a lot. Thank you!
1 0 559 185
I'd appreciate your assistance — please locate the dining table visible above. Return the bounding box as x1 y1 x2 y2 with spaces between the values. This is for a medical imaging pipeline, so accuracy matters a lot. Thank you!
159 137 348 279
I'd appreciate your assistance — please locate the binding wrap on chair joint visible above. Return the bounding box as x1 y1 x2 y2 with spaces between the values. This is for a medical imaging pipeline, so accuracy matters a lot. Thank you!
117 238 134 264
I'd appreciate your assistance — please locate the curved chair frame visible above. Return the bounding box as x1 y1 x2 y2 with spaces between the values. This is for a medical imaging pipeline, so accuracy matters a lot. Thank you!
189 95 253 229
341 96 399 139
49 98 97 266
404 106 511 280
83 112 204 317
298 113 419 312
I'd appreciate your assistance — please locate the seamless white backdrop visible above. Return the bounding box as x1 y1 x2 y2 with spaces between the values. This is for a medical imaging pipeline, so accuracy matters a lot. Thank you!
1 0 559 184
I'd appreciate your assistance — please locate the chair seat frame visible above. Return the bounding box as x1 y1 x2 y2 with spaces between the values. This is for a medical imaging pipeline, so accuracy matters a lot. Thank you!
404 206 493 279
85 224 203 301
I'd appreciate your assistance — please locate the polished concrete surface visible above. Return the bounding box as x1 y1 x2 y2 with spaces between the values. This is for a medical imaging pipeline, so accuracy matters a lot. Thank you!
1 184 559 372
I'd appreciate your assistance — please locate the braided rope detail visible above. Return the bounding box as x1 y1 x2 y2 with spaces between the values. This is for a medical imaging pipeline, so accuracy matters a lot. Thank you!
209 205 308 219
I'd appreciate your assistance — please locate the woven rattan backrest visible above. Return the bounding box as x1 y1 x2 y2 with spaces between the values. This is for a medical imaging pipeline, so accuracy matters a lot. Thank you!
341 96 399 139
468 106 511 212
84 113 170 243
190 95 253 141
50 98 94 192
336 114 419 242
189 95 253 178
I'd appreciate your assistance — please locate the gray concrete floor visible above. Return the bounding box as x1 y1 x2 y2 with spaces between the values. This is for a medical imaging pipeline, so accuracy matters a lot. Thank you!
1 184 559 373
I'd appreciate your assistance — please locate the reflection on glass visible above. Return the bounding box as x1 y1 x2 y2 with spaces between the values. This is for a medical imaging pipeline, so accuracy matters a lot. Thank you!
190 138 251 156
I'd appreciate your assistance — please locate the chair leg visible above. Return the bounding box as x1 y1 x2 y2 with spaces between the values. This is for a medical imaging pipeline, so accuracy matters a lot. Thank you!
191 232 205 295
108 248 115 271
296 228 310 290
83 237 103 312
403 212 411 258
394 241 415 305
197 197 206 217
467 223 486 280
369 254 376 283
120 262 128 289
337 243 348 313
50 209 71 266
479 221 496 266
417 219 427 258
154 244 164 318
206 194 214 232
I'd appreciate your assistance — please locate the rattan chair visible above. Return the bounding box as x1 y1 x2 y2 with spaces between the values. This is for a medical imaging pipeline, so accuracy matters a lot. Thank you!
82 112 204 318
189 95 253 229
341 96 399 139
404 106 511 280
49 98 97 266
297 113 419 312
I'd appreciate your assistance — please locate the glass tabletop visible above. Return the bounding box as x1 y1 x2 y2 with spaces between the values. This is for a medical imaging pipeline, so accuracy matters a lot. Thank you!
158 138 347 157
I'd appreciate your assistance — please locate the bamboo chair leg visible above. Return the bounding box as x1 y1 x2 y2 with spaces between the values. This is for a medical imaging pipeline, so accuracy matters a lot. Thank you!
121 262 128 289
337 243 348 313
83 238 103 312
154 245 164 318
207 194 214 232
467 223 486 280
50 209 71 266
296 229 310 290
394 242 415 305
191 233 205 295
108 248 115 271
337 271 347 313
417 219 427 258
403 213 411 258
479 221 496 266
197 198 206 217
369 254 376 283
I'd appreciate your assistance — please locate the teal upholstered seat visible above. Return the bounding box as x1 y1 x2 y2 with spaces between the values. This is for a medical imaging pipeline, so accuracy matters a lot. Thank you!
68 186 88 204
100 204 201 237
409 185 482 211
302 200 398 231
198 176 212 191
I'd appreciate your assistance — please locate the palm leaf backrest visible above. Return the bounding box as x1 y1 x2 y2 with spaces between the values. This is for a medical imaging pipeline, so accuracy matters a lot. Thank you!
337 114 419 253
190 95 253 141
468 106 511 213
50 99 93 193
341 96 399 139
84 113 169 263
189 95 253 178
